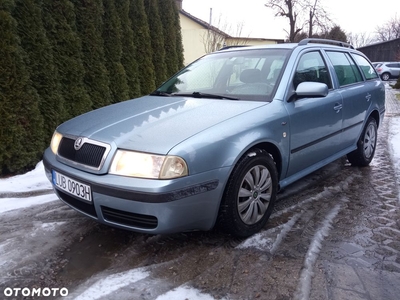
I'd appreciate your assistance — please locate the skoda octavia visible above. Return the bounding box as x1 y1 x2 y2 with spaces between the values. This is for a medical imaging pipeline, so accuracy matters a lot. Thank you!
43 39 385 237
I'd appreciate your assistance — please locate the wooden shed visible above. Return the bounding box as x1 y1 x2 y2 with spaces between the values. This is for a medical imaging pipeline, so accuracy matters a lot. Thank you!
357 38 400 62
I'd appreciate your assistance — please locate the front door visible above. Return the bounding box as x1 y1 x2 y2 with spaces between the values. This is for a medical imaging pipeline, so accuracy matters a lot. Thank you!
285 50 343 177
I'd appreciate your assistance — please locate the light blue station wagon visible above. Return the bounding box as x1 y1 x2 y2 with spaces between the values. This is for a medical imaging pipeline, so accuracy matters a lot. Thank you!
43 39 385 237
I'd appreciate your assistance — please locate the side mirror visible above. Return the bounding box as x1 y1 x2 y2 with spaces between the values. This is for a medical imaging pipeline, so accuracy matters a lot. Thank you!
295 82 328 98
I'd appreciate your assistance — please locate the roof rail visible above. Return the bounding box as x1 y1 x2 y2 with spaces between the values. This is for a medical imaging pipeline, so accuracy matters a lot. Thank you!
218 45 250 51
298 38 354 49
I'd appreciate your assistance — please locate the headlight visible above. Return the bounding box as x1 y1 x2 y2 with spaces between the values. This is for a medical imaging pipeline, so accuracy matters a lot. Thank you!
109 150 188 179
50 131 63 154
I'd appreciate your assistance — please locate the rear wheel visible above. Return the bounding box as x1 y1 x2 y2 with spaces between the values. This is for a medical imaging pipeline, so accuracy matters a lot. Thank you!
381 72 390 81
347 117 377 166
218 149 278 237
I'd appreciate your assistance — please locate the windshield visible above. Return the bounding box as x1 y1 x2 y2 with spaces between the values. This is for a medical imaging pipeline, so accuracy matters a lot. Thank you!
154 48 290 101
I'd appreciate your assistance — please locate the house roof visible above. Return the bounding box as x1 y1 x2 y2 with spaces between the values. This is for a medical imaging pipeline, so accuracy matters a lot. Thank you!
179 9 232 38
179 9 285 44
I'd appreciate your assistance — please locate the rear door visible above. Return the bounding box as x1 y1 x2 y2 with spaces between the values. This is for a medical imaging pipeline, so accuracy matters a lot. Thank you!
325 51 371 149
389 63 400 77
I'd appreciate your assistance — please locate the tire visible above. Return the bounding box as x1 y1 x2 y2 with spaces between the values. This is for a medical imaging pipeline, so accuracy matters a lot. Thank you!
381 73 390 81
347 117 377 167
218 149 278 238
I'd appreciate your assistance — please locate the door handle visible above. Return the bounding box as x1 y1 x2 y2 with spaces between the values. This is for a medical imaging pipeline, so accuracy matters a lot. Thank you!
334 103 342 113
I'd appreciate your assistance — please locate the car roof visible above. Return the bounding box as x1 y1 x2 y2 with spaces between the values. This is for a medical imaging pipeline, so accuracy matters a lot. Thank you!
218 38 356 53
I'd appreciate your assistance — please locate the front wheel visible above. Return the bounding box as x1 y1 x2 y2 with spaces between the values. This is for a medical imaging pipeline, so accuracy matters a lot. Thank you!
218 149 278 238
347 117 377 166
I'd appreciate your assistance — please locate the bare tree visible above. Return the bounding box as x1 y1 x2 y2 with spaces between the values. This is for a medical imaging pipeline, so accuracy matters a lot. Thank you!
202 15 247 53
201 14 229 53
265 0 303 42
265 0 333 41
347 32 376 48
375 14 400 41
305 0 331 37
202 28 227 53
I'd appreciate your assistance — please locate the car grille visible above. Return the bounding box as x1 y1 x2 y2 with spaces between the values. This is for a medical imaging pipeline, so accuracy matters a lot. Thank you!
56 190 97 218
58 137 108 169
101 206 158 229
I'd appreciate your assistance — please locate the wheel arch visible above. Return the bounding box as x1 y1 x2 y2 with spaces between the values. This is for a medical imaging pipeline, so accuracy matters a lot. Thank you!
227 141 283 187
368 109 380 128
252 142 282 179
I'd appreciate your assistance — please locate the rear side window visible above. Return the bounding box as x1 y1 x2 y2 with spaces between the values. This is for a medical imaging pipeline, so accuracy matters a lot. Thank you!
293 51 332 89
352 54 379 80
326 51 363 86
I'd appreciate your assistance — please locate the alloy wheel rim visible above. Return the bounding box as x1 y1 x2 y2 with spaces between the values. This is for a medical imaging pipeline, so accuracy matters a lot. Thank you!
363 123 376 159
237 165 272 225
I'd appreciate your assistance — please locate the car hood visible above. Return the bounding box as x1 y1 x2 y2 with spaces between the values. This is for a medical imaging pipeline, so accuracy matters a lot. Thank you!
57 96 267 154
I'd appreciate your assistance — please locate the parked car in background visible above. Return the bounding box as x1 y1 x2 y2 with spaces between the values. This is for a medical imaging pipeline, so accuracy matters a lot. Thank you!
43 38 385 238
372 62 382 68
375 62 400 80
372 61 382 68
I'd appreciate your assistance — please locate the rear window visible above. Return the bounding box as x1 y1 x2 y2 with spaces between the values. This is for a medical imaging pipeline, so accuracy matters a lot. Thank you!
352 54 379 80
326 51 363 86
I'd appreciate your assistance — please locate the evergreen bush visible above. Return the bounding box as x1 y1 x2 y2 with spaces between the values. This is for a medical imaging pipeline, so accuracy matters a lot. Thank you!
130 0 156 95
116 0 141 99
103 0 130 103
0 2 44 174
73 0 112 109
0 0 184 175
13 0 64 143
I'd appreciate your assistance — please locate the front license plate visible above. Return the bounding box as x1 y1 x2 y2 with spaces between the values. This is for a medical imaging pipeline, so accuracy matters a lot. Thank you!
52 170 92 202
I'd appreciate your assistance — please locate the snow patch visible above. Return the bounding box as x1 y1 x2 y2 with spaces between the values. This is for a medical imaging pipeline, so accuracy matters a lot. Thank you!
294 203 342 300
389 117 400 202
0 161 52 193
156 285 217 300
74 268 150 300
237 212 303 253
0 194 57 214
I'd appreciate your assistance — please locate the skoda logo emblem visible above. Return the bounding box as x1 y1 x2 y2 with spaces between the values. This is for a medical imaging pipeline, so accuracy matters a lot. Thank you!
74 137 84 151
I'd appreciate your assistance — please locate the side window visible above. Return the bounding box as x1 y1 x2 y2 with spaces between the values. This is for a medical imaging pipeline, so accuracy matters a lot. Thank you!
326 51 363 86
293 51 332 89
352 54 379 80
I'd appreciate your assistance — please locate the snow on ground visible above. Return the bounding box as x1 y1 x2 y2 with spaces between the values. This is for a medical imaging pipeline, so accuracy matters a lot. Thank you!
0 114 399 299
0 194 57 214
389 116 400 201
74 268 150 300
390 118 400 174
0 161 52 193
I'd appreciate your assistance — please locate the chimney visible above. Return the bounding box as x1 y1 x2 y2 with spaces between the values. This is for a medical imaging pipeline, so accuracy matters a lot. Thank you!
175 0 183 11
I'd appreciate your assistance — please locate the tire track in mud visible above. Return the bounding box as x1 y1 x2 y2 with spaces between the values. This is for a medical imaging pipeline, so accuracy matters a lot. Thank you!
0 201 95 292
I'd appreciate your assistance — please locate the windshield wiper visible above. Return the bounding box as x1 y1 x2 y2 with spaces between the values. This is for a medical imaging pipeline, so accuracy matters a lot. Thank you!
149 91 172 97
172 92 239 100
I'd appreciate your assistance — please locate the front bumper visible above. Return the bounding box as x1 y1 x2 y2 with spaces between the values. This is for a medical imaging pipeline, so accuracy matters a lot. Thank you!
43 148 230 234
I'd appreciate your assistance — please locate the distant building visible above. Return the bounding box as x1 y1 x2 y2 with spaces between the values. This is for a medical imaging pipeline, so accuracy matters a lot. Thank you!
357 38 400 62
176 1 284 65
